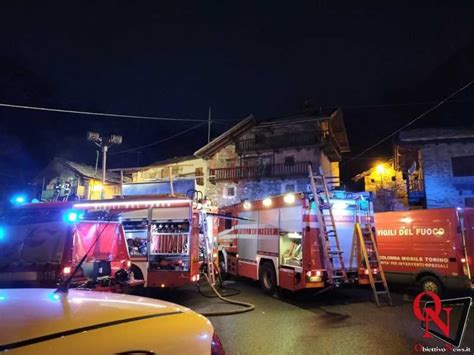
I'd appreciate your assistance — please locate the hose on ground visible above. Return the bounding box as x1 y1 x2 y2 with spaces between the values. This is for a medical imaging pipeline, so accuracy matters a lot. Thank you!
197 269 241 298
198 274 255 317
197 281 241 298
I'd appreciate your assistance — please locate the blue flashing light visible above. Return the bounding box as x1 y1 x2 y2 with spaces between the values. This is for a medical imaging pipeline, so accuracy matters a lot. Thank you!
66 211 78 223
11 195 26 205
0 227 5 242
48 292 61 301
63 210 83 223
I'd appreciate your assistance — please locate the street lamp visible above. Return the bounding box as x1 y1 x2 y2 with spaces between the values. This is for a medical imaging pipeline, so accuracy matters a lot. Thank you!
87 132 122 199
375 163 385 189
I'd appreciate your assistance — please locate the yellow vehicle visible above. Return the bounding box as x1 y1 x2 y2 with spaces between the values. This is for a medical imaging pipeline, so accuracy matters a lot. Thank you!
0 288 224 354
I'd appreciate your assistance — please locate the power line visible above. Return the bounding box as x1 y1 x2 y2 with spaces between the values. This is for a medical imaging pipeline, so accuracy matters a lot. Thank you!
109 122 206 155
324 98 474 110
341 80 474 167
0 102 232 123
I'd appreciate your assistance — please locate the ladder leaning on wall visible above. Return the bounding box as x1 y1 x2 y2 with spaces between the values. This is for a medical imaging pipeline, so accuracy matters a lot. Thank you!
349 204 392 306
308 164 349 287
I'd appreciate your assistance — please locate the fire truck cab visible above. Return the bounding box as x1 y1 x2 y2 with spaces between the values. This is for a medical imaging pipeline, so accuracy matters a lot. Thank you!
217 192 371 294
0 202 137 291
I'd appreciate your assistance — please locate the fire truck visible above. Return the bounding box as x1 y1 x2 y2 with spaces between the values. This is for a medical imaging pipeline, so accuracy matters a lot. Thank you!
375 208 474 295
0 201 140 291
216 189 383 295
73 195 218 289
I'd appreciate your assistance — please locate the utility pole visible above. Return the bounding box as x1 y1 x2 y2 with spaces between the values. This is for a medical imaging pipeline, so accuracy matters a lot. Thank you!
87 132 122 199
102 145 108 197
208 107 211 143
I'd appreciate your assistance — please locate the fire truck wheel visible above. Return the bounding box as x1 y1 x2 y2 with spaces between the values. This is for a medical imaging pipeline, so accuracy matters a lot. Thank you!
259 262 277 295
419 275 443 295
131 265 144 283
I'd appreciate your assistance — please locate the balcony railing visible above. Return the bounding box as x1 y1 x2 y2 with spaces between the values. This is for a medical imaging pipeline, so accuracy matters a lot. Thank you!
209 161 311 182
408 178 424 193
236 134 320 154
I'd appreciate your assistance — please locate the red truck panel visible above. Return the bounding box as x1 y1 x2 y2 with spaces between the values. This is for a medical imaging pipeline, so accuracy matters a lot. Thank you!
461 209 474 282
375 208 473 291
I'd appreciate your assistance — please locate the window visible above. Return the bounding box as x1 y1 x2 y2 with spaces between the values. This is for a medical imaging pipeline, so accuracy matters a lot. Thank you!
224 185 236 198
465 197 474 208
284 156 295 166
195 167 204 186
281 181 296 194
452 156 474 177
161 166 181 178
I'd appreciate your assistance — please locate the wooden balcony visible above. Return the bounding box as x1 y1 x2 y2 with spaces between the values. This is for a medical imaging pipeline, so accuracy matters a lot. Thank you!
407 177 426 207
209 161 311 182
236 134 320 154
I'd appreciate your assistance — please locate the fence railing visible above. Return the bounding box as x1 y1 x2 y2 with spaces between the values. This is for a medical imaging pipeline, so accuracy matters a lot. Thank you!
209 161 311 181
236 134 320 153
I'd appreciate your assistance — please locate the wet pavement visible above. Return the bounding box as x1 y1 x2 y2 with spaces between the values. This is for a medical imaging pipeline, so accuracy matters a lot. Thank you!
153 280 474 355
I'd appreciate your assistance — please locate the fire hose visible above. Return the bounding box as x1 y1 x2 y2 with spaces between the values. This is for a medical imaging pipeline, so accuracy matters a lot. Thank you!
197 268 240 298
197 271 255 317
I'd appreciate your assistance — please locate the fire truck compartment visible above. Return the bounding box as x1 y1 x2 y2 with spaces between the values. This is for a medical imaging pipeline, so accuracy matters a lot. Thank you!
235 206 303 266
149 220 191 271
280 232 303 267
73 222 129 262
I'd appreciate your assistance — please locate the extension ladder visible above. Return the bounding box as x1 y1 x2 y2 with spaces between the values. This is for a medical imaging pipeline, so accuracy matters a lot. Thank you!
350 210 392 306
308 164 348 286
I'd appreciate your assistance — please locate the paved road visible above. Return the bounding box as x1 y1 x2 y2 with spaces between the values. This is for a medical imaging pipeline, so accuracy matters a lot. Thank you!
155 280 474 355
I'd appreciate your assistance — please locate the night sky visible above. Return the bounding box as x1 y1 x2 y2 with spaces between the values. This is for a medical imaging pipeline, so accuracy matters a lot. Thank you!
0 2 473 191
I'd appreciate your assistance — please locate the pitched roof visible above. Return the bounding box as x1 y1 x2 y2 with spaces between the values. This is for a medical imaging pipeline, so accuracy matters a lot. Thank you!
399 128 474 143
52 158 121 183
194 115 256 157
194 109 350 157
109 155 198 172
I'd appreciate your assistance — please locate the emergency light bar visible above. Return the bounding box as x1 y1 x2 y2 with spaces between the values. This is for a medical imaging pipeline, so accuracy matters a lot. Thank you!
73 199 191 210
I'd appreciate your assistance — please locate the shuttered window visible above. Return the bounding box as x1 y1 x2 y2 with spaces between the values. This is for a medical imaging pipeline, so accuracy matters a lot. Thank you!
452 156 474 177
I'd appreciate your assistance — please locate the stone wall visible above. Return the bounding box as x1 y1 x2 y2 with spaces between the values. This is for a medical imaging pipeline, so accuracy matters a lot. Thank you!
422 142 474 208
210 178 311 207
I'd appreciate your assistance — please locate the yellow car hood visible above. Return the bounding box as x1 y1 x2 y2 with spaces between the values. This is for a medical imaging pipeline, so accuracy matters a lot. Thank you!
0 288 214 354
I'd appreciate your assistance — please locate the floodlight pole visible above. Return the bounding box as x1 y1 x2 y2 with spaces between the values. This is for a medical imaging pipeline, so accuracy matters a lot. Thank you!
101 145 108 200
87 132 122 200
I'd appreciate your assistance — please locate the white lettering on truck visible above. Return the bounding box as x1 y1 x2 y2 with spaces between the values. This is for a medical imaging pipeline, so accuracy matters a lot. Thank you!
377 227 445 237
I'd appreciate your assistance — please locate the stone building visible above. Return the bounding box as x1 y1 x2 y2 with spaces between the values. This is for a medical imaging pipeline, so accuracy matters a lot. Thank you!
397 128 474 209
194 109 350 206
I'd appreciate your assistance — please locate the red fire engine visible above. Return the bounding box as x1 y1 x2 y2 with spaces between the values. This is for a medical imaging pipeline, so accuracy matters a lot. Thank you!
375 208 474 294
74 195 217 289
216 191 378 295
0 201 139 291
